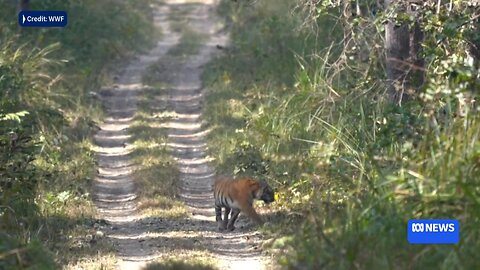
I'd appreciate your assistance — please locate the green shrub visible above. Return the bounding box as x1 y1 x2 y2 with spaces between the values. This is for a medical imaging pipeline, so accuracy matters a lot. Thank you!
0 0 155 268
0 233 56 270
206 0 480 269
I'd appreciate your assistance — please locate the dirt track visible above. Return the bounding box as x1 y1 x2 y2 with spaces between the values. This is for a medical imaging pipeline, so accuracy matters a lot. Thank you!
93 1 271 269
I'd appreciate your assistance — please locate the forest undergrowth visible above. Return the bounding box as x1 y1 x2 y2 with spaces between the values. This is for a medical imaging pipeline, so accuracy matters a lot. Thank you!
203 0 480 269
0 1 156 268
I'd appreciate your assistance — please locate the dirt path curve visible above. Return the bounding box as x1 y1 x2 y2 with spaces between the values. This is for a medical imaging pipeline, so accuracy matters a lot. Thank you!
93 1 272 269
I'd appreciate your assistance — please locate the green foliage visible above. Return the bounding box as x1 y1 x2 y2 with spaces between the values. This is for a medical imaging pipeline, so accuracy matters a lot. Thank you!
0 0 155 268
0 233 56 270
0 111 29 122
225 141 270 179
0 0 156 67
206 0 480 269
168 28 208 57
0 46 50 236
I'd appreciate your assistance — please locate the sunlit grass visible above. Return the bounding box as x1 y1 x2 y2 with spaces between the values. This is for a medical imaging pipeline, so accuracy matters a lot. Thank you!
144 252 219 270
131 129 184 218
63 252 118 270
56 224 117 269
130 57 188 220
168 27 208 57
139 196 190 220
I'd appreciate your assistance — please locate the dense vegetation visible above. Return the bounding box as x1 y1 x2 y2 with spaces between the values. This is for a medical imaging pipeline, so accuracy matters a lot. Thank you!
204 0 479 269
0 0 154 268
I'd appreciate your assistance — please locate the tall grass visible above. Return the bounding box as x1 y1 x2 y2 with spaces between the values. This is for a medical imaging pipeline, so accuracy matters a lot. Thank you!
204 0 480 269
0 0 155 268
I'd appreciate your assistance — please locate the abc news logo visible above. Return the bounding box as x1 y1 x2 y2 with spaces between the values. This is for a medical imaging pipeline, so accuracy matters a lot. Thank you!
410 222 455 233
408 220 459 244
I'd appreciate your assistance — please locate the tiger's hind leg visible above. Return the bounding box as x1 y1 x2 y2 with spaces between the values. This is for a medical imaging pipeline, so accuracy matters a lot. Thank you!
222 207 231 231
216 206 230 231
227 208 240 231
215 206 225 231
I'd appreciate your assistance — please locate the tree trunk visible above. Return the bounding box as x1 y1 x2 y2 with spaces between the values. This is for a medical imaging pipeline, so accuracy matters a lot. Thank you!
384 0 410 105
408 5 425 91
384 0 425 105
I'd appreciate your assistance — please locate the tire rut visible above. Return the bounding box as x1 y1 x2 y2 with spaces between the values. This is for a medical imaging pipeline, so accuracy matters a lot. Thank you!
93 2 181 269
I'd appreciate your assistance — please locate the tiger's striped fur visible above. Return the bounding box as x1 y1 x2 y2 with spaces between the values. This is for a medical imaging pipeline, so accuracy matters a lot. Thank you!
214 176 275 231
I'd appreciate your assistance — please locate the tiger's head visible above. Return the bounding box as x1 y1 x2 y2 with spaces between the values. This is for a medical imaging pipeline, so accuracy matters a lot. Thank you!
258 181 275 204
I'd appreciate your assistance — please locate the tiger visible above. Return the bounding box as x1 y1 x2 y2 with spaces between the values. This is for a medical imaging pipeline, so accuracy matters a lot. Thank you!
214 176 275 231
